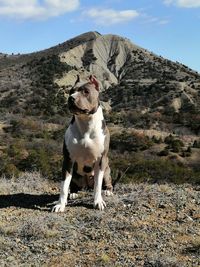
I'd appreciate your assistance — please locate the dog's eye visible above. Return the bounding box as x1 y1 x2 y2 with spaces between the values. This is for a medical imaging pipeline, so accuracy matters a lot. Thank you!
84 89 89 95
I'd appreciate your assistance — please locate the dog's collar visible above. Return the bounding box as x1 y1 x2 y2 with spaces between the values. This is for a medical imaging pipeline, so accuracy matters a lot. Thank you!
89 102 100 115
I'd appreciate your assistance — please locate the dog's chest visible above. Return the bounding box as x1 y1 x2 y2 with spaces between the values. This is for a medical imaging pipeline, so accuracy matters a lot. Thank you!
66 124 105 164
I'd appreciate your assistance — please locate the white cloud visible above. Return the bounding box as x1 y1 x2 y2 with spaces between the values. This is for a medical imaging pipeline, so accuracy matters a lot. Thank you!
0 0 79 19
164 0 200 8
83 8 139 25
177 0 200 7
159 19 170 24
141 13 170 25
164 0 173 5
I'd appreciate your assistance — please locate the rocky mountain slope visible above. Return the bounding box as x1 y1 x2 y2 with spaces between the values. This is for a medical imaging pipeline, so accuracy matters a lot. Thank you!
1 31 200 122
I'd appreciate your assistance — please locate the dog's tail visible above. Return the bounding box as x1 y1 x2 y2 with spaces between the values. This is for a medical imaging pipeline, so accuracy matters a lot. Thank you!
112 166 130 190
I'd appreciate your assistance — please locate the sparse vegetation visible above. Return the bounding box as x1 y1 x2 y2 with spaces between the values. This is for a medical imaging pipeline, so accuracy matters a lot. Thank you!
0 174 200 266
193 139 200 148
1 117 200 184
110 152 200 184
26 54 73 116
0 117 64 179
164 135 184 153
110 130 153 152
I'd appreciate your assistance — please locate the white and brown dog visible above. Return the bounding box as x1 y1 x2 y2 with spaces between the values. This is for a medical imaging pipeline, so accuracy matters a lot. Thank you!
52 75 113 212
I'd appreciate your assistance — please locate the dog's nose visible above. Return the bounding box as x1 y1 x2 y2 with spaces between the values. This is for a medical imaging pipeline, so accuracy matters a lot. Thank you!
68 95 75 103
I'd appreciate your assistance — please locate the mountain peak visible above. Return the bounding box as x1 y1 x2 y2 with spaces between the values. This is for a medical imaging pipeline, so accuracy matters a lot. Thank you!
68 31 102 42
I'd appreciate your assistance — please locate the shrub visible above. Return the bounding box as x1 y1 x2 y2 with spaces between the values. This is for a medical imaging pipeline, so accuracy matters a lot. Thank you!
181 147 192 158
25 54 73 116
110 152 200 184
110 131 153 152
193 140 200 148
152 135 162 144
18 146 62 179
157 148 169 156
164 135 184 153
3 163 20 178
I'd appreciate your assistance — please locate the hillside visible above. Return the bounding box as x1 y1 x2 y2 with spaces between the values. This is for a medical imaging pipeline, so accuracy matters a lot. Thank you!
0 31 200 130
0 31 200 181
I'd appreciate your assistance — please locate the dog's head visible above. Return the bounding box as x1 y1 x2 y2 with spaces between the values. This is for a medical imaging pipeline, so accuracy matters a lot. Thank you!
68 75 100 115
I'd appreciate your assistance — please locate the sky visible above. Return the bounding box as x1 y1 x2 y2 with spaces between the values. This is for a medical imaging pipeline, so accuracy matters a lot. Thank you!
0 0 200 72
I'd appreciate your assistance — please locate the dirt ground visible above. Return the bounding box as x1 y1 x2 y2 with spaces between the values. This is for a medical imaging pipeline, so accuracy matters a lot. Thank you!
0 172 200 266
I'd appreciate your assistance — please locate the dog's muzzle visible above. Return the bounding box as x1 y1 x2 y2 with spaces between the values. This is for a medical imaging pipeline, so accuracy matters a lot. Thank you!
68 96 88 114
68 96 77 110
68 95 75 105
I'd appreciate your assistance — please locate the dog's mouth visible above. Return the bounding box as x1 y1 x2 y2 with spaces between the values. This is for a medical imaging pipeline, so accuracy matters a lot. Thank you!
68 101 89 115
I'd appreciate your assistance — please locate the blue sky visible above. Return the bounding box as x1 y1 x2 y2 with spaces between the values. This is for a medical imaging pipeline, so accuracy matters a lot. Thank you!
0 0 200 72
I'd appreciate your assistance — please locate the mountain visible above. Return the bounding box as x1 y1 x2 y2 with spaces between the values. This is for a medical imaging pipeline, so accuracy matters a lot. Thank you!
0 31 200 181
1 31 200 132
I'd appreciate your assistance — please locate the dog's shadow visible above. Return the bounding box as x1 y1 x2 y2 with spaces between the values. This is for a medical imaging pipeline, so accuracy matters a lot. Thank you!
0 193 93 211
0 193 59 211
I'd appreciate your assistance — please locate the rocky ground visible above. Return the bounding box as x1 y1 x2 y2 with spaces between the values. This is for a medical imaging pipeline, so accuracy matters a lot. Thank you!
0 172 200 267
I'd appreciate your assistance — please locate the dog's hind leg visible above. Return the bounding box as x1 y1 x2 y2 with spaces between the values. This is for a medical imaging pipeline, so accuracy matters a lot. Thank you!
69 180 81 200
69 171 89 199
103 164 113 196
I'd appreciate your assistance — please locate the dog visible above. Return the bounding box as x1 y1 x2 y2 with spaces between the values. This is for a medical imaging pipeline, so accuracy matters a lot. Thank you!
52 75 113 212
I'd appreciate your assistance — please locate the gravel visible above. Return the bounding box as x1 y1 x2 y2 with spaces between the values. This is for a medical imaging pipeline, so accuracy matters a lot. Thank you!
0 173 200 266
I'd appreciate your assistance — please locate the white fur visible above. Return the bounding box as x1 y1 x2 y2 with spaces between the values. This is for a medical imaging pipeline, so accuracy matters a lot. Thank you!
65 106 105 166
69 193 79 200
52 173 72 213
71 92 79 99
94 169 106 210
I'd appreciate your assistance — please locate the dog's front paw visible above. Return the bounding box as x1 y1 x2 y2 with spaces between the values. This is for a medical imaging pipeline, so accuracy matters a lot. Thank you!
52 203 66 213
94 197 106 211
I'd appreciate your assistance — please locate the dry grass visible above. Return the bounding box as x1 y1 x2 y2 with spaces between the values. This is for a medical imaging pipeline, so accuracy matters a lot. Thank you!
0 173 200 266
0 171 57 195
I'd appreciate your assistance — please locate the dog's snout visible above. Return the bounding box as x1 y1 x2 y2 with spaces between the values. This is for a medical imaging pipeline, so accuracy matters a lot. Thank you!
68 95 75 103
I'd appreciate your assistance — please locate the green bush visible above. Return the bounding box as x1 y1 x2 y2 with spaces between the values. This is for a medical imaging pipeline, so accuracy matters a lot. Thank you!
2 163 20 178
17 146 62 179
193 140 200 148
181 146 192 157
110 131 153 152
110 152 200 184
7 163 20 177
25 54 73 116
164 135 184 153
157 148 169 156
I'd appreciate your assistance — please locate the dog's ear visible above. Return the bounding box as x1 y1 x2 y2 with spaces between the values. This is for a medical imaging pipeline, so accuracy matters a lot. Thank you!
89 75 99 91
74 75 80 85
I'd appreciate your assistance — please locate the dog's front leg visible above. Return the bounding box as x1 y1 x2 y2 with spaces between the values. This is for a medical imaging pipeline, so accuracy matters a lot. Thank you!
52 171 72 212
52 142 73 213
94 160 106 210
